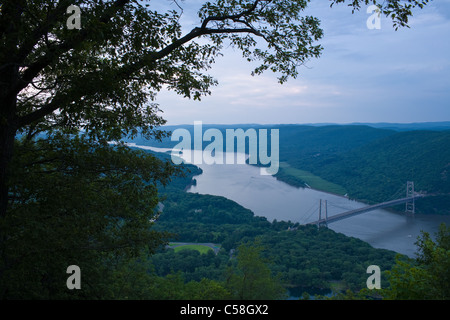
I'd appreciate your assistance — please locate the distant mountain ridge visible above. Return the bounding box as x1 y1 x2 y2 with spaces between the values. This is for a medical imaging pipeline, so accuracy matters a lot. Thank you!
137 121 450 133
309 122 450 131
124 121 450 146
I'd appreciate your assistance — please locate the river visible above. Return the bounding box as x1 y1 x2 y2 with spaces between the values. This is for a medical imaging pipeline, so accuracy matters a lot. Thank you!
130 144 450 257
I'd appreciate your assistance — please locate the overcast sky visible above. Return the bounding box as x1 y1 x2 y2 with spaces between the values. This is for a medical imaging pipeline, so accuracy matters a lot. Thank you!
150 0 450 125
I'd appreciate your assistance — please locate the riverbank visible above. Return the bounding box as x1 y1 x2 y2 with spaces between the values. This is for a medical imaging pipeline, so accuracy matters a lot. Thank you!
274 162 348 196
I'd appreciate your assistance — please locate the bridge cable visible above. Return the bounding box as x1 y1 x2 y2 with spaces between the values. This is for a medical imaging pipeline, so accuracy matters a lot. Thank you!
387 185 406 201
327 201 354 212
301 204 318 224
301 202 319 224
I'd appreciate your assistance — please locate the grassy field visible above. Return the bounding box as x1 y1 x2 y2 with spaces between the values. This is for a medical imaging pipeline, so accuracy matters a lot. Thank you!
279 162 347 196
169 243 215 254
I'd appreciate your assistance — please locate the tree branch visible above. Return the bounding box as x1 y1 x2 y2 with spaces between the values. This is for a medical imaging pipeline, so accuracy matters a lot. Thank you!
18 96 62 128
11 0 132 98
14 0 74 64
200 0 262 29
17 2 266 128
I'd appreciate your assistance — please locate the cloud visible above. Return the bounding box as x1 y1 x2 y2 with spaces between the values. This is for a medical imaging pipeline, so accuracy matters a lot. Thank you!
211 74 309 106
151 0 450 125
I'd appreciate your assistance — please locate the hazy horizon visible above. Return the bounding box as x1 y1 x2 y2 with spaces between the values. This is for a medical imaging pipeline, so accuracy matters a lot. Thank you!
154 120 450 126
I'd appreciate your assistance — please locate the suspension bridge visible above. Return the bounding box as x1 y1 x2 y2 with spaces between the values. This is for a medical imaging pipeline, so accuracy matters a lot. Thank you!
304 181 425 227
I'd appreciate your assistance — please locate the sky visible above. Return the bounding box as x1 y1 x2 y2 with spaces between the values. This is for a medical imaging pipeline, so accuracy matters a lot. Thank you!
150 0 450 125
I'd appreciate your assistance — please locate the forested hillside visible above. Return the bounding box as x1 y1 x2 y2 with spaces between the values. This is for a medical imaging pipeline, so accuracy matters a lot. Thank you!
276 129 450 215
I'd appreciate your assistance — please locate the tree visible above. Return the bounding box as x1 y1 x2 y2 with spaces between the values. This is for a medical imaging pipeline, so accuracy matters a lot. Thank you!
333 223 450 300
0 0 430 298
0 134 175 298
382 223 450 300
226 241 286 299
184 278 232 300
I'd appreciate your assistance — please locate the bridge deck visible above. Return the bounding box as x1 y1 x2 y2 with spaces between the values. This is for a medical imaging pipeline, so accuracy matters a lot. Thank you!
306 196 422 226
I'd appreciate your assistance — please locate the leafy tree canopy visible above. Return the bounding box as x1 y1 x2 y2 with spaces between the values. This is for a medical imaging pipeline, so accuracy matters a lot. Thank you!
0 134 176 298
0 0 430 298
382 223 450 300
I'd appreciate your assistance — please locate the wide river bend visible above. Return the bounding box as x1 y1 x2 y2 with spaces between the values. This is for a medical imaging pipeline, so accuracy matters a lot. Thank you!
132 145 450 257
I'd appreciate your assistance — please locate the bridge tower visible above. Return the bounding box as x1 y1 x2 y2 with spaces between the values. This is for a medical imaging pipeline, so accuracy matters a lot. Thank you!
405 181 415 214
318 199 328 227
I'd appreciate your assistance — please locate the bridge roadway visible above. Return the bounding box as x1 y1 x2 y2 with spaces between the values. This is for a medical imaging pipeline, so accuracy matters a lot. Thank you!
306 195 424 226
